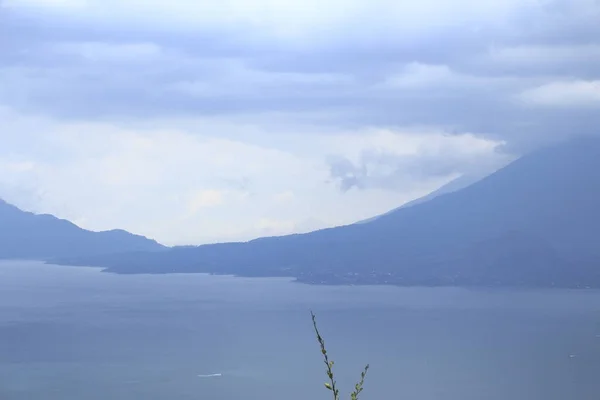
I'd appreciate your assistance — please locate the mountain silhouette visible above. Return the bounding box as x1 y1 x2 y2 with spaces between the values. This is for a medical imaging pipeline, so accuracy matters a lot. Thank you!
0 200 165 259
355 173 487 224
51 136 600 287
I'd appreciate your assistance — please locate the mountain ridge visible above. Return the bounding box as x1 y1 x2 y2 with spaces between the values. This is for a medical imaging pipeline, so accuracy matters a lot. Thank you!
49 136 600 288
0 200 165 259
355 173 487 224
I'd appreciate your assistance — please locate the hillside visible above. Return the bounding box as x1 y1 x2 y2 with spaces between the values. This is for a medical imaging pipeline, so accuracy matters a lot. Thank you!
53 136 600 288
355 173 486 224
0 200 165 259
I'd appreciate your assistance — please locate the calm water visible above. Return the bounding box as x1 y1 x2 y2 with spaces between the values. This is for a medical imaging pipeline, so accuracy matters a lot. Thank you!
1 261 600 400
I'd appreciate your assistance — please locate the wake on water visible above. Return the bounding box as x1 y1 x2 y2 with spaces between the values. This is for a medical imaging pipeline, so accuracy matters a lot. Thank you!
196 369 265 379
197 373 223 378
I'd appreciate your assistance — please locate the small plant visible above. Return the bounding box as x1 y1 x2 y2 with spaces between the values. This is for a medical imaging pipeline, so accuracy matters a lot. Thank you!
311 311 370 400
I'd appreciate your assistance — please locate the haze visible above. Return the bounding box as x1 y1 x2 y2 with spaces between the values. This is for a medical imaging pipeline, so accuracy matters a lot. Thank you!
1 0 599 245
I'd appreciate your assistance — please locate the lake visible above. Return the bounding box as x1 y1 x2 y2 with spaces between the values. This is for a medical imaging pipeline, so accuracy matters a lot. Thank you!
1 260 600 400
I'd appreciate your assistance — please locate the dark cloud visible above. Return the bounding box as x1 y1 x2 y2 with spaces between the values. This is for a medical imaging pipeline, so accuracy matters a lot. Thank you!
1 0 599 162
328 142 513 192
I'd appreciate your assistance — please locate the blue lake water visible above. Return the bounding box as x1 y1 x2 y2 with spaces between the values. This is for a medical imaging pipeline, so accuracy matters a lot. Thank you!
1 260 600 400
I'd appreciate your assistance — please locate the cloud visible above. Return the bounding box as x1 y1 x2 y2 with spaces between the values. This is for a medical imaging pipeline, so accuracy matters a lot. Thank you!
1 108 487 244
326 131 511 191
187 190 225 215
255 218 297 236
2 0 598 145
4 0 86 7
273 191 295 204
2 0 536 38
52 41 162 61
1 0 599 243
519 80 600 108
483 44 600 77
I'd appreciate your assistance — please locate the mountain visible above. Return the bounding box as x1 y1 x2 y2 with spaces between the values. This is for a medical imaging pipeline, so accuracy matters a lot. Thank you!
0 200 165 259
54 136 600 288
355 173 487 224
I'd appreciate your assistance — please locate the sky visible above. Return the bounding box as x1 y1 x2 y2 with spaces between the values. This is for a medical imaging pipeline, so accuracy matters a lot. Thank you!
0 0 599 245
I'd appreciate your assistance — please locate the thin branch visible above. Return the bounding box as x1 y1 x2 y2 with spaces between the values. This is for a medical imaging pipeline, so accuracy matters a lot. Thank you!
311 311 340 400
350 364 369 400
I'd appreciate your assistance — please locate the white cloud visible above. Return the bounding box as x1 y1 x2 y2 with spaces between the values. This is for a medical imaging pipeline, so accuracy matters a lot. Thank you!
273 191 295 204
384 64 458 88
187 189 225 215
255 218 297 236
4 0 539 41
324 129 502 164
487 44 600 68
384 63 522 92
52 42 162 62
518 80 600 108
0 161 36 173
4 0 87 8
0 107 507 245
168 63 353 99
325 129 510 191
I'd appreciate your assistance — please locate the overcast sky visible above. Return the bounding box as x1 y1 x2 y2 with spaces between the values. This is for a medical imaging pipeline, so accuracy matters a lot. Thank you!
1 0 599 245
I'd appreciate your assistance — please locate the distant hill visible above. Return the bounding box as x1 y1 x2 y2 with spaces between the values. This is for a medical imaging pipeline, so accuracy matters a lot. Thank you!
53 136 600 288
0 200 165 259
